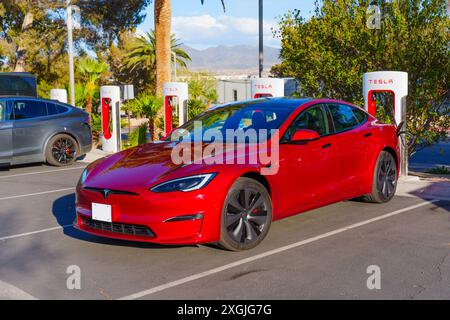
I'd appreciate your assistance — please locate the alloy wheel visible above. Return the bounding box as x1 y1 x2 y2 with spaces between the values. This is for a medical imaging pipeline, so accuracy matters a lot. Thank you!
377 153 397 200
52 137 76 165
225 187 269 244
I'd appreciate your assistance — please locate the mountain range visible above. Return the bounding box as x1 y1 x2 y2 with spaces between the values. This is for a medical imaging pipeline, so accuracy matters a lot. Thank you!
182 45 280 74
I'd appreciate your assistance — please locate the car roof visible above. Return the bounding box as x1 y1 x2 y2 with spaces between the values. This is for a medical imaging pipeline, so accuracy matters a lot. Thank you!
0 95 74 107
212 97 312 110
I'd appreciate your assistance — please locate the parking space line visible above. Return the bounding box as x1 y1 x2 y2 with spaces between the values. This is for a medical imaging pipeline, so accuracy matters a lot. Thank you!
0 280 38 300
118 200 439 300
0 166 85 179
0 225 72 241
0 188 74 201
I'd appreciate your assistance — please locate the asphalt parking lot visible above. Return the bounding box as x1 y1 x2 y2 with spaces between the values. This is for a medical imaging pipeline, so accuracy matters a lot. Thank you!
0 162 449 300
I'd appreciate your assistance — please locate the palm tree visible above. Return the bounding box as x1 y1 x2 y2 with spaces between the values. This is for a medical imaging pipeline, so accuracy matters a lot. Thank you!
77 57 108 113
154 0 172 97
200 0 225 12
154 0 225 96
124 31 191 80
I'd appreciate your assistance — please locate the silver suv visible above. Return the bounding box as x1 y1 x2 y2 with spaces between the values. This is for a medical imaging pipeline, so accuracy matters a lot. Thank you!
0 96 92 167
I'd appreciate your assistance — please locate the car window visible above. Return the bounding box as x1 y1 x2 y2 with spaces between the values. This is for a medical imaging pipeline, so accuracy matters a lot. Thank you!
47 102 69 115
328 104 360 132
13 99 47 120
175 104 293 142
283 104 330 141
353 107 368 124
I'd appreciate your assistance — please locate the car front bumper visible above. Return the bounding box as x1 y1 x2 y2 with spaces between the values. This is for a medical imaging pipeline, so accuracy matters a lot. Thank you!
74 184 224 245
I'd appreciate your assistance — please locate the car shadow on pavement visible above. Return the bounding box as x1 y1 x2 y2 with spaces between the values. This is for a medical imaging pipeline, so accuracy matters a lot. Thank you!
52 193 198 250
0 162 48 172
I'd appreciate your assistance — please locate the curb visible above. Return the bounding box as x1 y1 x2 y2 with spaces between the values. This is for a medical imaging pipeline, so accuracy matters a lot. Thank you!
409 171 450 181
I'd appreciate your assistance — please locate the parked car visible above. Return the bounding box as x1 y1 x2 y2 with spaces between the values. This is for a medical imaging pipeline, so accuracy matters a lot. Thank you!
0 96 92 167
75 98 399 251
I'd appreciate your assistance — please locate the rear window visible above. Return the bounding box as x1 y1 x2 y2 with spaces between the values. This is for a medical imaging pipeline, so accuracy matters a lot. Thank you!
328 104 360 133
47 102 69 115
353 107 368 124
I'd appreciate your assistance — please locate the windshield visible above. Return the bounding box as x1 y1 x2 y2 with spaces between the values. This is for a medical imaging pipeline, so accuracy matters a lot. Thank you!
169 103 293 143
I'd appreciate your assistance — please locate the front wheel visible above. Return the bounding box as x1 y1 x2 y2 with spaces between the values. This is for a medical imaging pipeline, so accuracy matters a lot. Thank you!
363 151 398 203
219 177 272 251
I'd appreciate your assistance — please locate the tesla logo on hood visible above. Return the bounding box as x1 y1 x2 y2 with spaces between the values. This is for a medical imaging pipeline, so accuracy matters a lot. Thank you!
101 189 112 199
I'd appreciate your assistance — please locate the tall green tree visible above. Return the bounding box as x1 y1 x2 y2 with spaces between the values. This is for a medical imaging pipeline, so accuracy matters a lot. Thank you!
0 0 151 84
274 0 449 156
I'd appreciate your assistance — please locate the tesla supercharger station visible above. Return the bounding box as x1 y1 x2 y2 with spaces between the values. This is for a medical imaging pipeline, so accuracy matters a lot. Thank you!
50 89 68 104
363 71 408 176
250 78 284 99
100 85 121 153
163 82 188 136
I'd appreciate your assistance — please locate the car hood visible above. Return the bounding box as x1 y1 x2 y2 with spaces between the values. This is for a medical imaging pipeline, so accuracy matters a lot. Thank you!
85 142 187 192
85 140 269 192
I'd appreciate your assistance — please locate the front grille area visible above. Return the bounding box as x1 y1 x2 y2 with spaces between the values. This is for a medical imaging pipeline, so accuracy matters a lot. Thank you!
81 216 156 238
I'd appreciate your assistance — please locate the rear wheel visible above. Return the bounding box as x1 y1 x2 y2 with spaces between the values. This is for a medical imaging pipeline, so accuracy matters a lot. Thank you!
219 178 272 251
363 151 397 203
45 134 79 167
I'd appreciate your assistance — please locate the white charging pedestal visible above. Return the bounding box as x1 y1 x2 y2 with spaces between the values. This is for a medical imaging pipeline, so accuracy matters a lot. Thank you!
50 89 68 104
250 78 285 99
100 86 122 153
363 71 408 176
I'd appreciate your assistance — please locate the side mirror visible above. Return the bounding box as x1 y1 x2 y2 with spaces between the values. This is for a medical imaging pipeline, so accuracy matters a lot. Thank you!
291 129 320 143
396 121 405 137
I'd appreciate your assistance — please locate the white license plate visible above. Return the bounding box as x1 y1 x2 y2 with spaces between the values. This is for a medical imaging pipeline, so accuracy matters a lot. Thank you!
92 203 112 222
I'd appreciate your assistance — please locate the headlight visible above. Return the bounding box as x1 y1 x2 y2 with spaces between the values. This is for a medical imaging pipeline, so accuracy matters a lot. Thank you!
79 168 89 185
150 173 217 193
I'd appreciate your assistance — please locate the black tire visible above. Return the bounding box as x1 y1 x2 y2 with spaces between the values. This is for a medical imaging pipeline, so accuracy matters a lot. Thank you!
363 151 397 203
45 134 79 167
218 177 272 251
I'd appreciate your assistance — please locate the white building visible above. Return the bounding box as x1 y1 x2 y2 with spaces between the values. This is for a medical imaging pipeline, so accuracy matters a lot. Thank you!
216 77 299 104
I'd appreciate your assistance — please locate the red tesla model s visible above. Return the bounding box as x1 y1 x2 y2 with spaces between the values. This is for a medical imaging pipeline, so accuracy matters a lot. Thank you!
75 98 399 251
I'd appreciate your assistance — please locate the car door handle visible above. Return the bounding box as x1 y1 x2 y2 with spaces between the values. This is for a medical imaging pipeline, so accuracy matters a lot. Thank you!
363 133 372 138
322 143 332 149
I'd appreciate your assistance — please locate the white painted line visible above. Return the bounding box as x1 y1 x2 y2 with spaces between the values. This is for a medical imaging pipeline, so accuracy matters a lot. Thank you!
118 200 440 300
0 280 38 300
0 166 85 179
0 224 73 241
0 188 74 201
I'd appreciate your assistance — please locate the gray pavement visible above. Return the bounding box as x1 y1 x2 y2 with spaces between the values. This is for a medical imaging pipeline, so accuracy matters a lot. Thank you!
0 160 449 300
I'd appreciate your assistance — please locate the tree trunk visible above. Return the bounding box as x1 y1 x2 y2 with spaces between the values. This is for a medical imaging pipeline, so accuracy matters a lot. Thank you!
14 12 34 72
149 118 155 141
85 95 93 114
154 0 172 97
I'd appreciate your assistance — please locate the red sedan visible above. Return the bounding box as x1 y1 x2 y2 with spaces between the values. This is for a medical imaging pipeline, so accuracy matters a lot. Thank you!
75 98 399 251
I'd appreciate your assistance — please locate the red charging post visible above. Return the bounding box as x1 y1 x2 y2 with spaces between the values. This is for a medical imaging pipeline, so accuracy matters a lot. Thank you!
101 97 112 140
164 96 174 137
254 93 273 99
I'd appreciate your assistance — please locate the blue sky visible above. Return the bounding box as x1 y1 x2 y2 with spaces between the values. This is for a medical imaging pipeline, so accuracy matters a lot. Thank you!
138 0 317 49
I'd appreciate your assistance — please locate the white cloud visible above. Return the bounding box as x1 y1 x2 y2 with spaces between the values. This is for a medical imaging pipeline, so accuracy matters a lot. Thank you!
172 14 279 49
